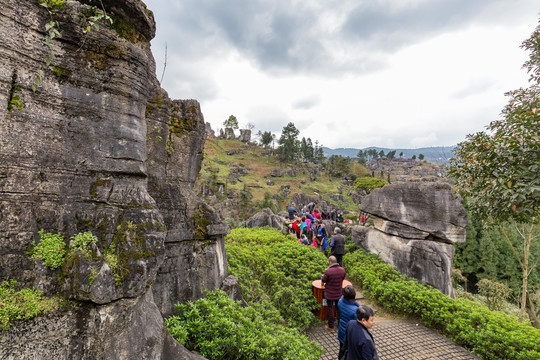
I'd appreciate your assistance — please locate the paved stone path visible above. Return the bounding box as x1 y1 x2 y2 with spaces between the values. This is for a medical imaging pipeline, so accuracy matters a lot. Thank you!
308 319 480 360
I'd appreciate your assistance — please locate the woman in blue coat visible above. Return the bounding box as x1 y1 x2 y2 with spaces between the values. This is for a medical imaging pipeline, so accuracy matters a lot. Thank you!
337 285 360 359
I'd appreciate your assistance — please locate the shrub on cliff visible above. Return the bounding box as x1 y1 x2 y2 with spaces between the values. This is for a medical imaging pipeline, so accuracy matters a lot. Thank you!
344 250 540 360
0 280 60 331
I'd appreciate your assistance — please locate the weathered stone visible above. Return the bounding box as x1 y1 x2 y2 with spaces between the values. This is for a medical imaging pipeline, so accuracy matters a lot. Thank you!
285 169 296 177
372 217 430 240
270 169 284 177
224 128 235 139
205 122 215 138
0 289 204 360
0 0 227 357
360 183 467 243
238 129 251 143
221 275 245 304
352 226 455 297
245 208 285 232
266 180 274 186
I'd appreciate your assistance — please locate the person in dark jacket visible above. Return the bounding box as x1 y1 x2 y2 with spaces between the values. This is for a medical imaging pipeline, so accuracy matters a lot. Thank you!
321 256 346 332
337 285 359 359
343 305 379 360
330 227 346 266
288 202 297 220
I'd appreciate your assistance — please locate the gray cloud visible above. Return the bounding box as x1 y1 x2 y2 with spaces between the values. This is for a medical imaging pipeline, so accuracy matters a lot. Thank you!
148 0 538 80
292 95 321 110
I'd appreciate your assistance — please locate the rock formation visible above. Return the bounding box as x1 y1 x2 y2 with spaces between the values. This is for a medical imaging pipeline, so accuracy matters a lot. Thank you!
353 183 467 297
238 129 251 143
0 0 227 358
245 208 286 231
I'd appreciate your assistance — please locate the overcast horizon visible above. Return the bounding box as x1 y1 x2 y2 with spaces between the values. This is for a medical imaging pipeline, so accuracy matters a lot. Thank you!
144 0 539 149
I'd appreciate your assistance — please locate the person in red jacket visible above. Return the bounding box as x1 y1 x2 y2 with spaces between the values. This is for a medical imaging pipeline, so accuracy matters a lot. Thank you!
321 255 346 332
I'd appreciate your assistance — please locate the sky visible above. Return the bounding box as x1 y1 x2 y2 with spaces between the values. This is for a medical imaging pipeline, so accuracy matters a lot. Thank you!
143 0 539 149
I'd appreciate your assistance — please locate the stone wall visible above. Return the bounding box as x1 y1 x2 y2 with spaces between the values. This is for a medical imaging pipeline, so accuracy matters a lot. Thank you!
0 0 227 358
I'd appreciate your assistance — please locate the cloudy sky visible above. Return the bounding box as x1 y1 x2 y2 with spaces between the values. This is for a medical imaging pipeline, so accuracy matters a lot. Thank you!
144 0 538 149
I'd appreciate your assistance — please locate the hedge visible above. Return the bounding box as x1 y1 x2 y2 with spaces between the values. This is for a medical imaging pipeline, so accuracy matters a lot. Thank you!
344 250 540 360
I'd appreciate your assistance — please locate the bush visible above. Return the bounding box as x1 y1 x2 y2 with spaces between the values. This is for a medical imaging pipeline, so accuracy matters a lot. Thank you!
30 230 66 269
0 280 59 331
226 227 328 330
166 290 323 360
70 231 98 258
353 177 388 193
344 250 540 360
477 279 511 311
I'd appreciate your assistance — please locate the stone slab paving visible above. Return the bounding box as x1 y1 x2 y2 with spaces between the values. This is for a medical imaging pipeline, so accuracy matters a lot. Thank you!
307 319 480 360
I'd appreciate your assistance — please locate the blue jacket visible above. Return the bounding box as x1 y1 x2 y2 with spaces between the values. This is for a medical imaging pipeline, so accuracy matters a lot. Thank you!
344 320 379 360
337 296 359 344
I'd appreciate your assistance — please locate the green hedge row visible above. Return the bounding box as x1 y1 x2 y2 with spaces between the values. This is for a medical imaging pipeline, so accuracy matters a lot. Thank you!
166 227 328 360
166 290 323 360
344 250 540 360
226 227 328 330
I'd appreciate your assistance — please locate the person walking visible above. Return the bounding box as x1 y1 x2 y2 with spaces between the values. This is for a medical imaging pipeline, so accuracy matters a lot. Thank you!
343 305 379 360
321 256 346 332
337 285 360 360
330 227 346 266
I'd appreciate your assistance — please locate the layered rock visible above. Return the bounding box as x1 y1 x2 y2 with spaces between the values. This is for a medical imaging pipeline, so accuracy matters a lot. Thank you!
0 0 227 358
245 208 286 232
353 183 467 297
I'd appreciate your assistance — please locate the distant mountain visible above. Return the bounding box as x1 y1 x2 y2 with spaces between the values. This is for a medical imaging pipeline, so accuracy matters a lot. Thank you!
322 146 456 165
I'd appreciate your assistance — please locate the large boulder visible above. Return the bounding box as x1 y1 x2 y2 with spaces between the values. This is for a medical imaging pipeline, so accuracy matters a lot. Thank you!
354 182 468 297
352 226 455 297
360 182 467 243
245 208 286 231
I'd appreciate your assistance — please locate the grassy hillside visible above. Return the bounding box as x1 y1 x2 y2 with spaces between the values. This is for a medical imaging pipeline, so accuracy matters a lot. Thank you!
197 138 447 220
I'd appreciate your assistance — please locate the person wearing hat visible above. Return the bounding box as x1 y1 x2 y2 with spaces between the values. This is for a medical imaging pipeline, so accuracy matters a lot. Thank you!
330 227 345 266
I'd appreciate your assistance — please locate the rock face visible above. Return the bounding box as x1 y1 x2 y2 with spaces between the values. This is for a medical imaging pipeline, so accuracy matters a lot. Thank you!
353 183 467 297
0 0 227 358
245 208 286 231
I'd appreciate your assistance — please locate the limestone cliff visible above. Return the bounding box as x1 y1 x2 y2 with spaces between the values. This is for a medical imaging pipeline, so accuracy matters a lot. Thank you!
0 0 226 358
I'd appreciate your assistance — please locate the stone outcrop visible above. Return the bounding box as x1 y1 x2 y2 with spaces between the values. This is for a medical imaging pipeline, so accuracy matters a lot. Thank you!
224 128 235 139
353 183 467 297
245 208 286 231
238 129 251 143
205 122 215 138
0 0 227 358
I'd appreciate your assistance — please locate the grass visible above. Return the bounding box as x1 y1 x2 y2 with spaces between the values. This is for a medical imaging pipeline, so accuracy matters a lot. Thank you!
0 280 62 331
199 138 361 212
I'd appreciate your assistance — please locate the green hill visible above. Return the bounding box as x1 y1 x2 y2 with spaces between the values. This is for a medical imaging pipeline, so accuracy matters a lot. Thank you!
196 138 448 220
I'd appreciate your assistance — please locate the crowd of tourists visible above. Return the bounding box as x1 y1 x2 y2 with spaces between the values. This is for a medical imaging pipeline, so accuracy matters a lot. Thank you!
287 202 346 260
285 201 377 358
